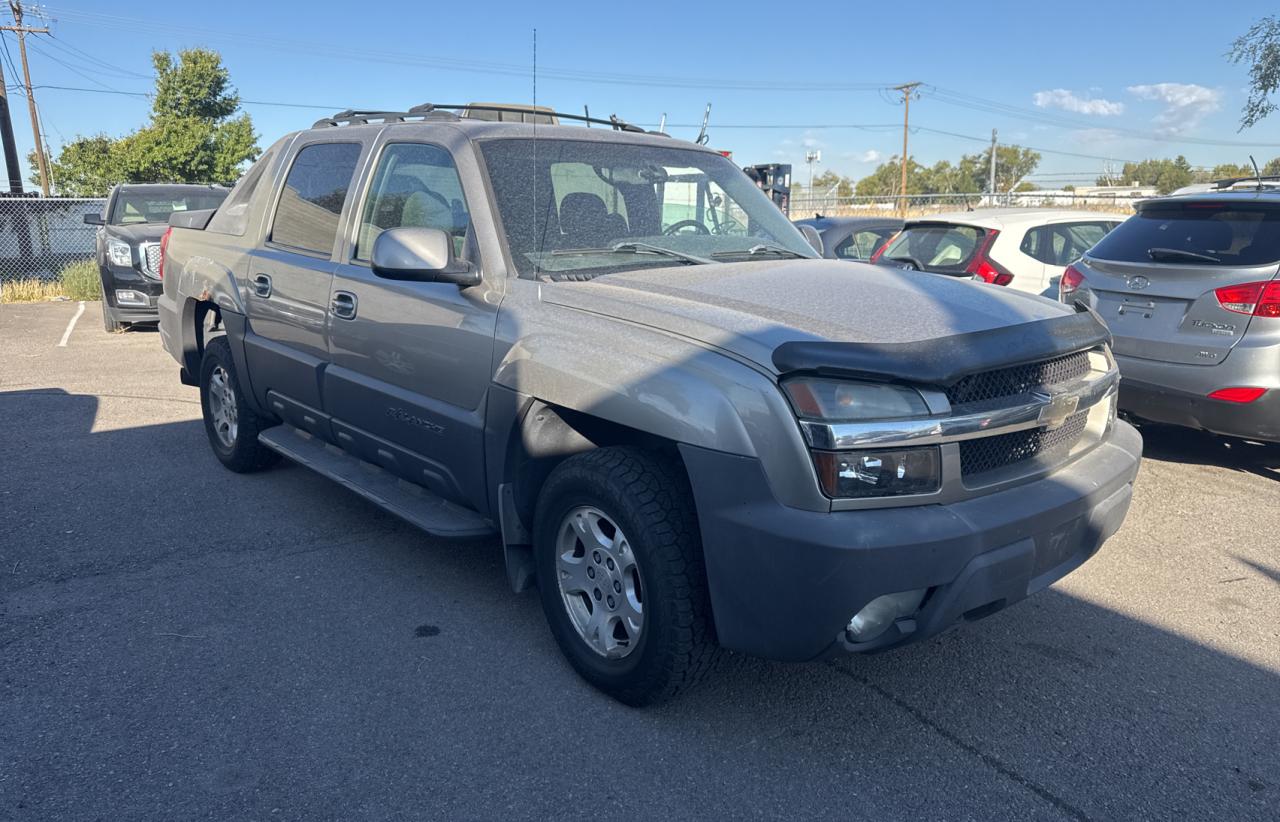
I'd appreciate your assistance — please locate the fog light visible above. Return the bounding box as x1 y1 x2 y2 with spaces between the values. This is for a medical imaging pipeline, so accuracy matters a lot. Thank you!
846 589 927 643
114 289 147 306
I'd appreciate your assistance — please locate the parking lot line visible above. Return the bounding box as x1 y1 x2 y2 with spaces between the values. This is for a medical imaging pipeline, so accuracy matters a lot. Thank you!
56 301 86 348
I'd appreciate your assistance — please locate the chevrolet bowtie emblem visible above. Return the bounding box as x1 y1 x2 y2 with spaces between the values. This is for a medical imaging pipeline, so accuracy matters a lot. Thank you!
1035 391 1080 430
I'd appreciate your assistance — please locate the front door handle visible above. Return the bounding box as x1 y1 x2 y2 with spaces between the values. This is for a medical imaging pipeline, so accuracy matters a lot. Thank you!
331 290 358 320
252 273 272 298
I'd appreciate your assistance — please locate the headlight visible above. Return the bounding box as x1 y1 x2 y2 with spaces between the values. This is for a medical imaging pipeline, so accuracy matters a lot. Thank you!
107 238 132 267
812 447 941 498
783 378 942 499
782 378 929 421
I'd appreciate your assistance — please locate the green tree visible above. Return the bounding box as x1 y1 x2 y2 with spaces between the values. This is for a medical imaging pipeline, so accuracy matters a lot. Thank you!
810 170 854 197
1228 16 1280 129
958 145 1041 193
855 156 925 196
1264 156 1280 176
1096 156 1195 194
37 49 258 195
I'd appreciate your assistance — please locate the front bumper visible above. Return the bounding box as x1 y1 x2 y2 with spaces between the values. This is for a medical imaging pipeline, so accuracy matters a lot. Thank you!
101 262 161 323
1115 353 1280 442
680 421 1142 662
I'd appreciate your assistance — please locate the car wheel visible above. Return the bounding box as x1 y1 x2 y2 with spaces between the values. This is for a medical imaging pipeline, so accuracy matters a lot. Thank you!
533 447 720 705
198 336 279 473
100 284 123 333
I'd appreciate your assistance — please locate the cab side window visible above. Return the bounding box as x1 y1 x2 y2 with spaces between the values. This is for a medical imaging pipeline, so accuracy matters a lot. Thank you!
355 143 471 260
270 142 362 255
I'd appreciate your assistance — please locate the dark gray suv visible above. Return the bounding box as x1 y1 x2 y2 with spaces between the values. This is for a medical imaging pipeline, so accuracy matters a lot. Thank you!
1061 192 1280 442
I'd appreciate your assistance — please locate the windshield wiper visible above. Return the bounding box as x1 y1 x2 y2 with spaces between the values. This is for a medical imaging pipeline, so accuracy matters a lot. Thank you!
710 243 810 260
882 254 925 270
1148 247 1220 264
549 242 711 265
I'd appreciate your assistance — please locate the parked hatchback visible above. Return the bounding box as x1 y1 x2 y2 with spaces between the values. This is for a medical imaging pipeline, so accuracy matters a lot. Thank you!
1060 192 1280 442
872 209 1123 297
791 215 901 261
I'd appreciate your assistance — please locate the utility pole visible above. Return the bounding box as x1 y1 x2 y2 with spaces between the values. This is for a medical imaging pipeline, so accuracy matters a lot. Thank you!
3 1 49 196
0 35 22 193
989 128 998 207
892 82 921 218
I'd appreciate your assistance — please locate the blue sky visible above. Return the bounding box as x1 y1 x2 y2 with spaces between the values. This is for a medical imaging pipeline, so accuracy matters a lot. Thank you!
10 0 1280 189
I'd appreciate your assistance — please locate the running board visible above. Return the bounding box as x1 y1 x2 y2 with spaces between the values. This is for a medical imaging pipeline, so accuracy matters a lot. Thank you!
258 425 495 538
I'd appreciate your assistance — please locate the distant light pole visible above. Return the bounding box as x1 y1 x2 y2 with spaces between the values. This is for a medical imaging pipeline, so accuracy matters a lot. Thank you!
805 150 821 194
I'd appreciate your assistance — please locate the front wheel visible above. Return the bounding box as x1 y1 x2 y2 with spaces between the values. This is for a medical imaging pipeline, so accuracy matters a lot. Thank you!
198 336 279 473
533 447 720 705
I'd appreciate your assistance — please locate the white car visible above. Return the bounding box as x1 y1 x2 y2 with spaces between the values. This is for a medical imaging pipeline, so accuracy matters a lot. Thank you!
871 209 1125 297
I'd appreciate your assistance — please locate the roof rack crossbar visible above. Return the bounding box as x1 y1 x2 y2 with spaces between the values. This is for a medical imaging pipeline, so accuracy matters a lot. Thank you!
312 108 462 128
411 103 649 133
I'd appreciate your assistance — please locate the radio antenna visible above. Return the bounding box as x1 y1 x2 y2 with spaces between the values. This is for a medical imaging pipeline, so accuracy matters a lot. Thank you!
658 112 667 134
695 103 712 145
1250 154 1264 190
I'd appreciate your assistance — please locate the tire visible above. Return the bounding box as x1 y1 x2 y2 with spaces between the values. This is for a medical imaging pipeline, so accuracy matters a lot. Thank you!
533 447 720 706
198 336 279 473
100 283 123 333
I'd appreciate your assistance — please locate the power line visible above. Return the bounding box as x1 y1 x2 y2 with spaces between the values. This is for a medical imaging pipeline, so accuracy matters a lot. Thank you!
43 33 149 79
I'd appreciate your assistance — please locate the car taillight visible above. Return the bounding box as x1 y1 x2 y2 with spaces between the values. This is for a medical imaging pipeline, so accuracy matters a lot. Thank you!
158 227 172 280
1215 280 1280 317
1060 263 1085 300
964 229 1013 286
1207 387 1268 403
868 231 900 263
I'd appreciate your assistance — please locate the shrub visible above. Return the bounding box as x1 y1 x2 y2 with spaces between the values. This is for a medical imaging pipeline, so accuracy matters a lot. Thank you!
58 259 101 301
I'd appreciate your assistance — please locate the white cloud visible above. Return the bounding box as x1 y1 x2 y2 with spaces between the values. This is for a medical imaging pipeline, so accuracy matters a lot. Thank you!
1126 83 1222 134
1032 88 1125 116
858 149 881 163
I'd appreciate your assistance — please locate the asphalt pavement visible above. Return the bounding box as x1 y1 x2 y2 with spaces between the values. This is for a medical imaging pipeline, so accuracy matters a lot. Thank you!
2 300 1277 820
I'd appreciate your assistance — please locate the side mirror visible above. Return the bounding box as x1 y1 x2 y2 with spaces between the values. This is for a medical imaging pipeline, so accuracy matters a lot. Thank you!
83 213 103 226
798 224 824 256
370 227 480 287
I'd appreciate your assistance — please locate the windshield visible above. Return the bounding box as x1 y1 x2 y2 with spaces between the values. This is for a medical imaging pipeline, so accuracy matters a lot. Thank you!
1088 202 1280 267
109 189 228 225
478 138 815 278
879 223 985 272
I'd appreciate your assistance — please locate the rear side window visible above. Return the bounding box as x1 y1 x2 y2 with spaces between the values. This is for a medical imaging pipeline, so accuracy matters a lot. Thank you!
1021 221 1114 266
833 228 896 260
270 142 362 255
1088 204 1280 266
880 223 983 271
207 150 274 236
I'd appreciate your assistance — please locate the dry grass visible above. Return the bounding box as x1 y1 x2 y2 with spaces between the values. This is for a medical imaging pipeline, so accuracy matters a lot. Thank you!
1 259 101 304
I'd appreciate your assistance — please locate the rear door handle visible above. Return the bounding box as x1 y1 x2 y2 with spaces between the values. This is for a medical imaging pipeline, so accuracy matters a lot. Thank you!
331 290 358 320
252 273 272 298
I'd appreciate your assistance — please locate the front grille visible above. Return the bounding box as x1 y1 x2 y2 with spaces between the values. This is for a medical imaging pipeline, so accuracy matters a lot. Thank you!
947 350 1091 407
960 409 1089 477
140 242 161 278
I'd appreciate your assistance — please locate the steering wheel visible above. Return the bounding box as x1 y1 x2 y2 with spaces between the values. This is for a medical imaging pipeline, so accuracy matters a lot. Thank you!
663 220 711 236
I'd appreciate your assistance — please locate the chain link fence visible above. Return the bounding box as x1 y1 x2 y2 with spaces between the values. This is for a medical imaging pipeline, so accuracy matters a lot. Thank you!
0 197 106 302
787 192 1142 220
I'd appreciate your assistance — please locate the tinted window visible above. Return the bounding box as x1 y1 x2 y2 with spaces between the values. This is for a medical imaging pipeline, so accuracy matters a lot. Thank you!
880 224 984 271
834 228 896 260
109 188 227 225
356 143 470 260
207 150 274 236
1089 204 1280 266
270 142 362 255
1020 222 1114 266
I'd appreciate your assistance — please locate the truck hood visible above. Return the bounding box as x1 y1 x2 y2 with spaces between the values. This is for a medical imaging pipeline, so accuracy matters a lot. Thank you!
103 223 169 244
541 259 1104 382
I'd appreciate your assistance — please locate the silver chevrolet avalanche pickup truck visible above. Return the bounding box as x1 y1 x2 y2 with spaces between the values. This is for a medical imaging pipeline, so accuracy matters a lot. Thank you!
158 104 1141 705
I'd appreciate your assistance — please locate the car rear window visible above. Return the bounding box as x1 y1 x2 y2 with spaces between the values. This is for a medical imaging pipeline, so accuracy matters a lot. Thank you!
1088 203 1280 266
879 223 984 272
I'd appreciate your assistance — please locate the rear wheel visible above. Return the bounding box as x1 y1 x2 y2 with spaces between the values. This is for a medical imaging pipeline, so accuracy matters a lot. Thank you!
533 447 719 705
198 336 279 473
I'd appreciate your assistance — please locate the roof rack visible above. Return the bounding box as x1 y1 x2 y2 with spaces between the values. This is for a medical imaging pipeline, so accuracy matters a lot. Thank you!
313 103 661 135
1213 174 1280 189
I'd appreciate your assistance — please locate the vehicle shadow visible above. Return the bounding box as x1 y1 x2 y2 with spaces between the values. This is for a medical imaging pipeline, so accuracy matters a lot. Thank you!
5 283 1277 821
1133 419 1280 482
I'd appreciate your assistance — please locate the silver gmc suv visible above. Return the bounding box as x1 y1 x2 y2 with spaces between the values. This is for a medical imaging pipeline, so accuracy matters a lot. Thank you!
157 104 1141 705
1061 190 1280 442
